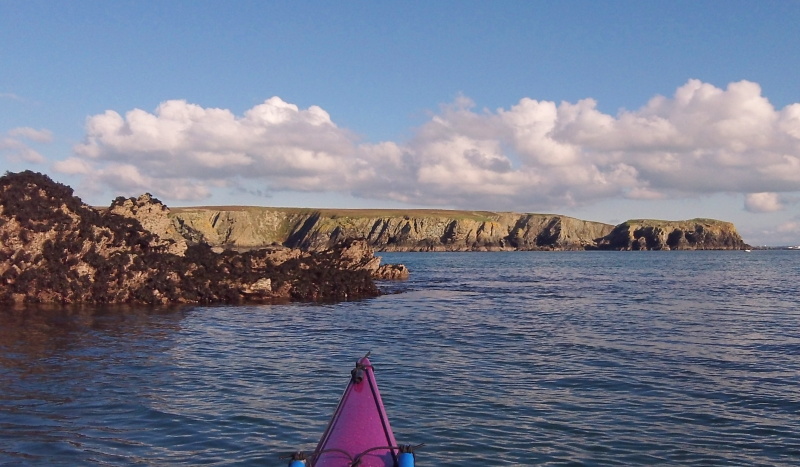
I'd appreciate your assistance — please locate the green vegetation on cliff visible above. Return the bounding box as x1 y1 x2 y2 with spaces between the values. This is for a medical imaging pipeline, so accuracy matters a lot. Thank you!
169 208 749 251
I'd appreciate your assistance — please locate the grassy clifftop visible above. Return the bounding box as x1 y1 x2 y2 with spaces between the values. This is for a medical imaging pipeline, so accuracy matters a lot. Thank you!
169 207 747 251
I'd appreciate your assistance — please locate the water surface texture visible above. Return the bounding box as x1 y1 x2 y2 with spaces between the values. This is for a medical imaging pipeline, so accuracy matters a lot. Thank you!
2 251 799 465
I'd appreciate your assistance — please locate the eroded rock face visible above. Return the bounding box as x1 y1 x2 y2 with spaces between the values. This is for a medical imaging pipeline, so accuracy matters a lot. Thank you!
169 207 749 251
0 171 400 306
595 219 749 250
170 208 617 251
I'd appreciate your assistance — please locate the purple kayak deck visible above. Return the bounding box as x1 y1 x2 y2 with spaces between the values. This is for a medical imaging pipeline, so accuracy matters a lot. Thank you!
313 357 398 467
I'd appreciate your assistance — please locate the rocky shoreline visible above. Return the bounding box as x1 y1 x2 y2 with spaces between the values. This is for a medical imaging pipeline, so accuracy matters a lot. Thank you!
0 170 751 306
0 171 407 306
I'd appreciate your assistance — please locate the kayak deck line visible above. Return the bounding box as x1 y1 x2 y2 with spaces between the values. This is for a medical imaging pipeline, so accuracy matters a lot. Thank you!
287 444 422 467
286 353 420 467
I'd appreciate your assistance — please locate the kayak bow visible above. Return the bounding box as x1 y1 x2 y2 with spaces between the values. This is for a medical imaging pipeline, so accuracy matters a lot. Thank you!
288 354 418 467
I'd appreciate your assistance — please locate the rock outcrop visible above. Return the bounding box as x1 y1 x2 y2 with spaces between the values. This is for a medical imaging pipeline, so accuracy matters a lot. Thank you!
107 193 190 256
0 171 403 306
595 219 749 250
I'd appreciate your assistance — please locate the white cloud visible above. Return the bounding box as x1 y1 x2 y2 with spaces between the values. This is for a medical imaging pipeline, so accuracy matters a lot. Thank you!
744 192 785 213
1 127 52 164
61 80 800 211
747 217 800 246
8 127 53 143
53 157 94 175
97 164 213 200
72 97 357 188
777 220 800 234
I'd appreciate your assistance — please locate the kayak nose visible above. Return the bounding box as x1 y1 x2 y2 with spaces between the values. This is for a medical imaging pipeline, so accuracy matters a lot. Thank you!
350 351 372 383
351 366 365 383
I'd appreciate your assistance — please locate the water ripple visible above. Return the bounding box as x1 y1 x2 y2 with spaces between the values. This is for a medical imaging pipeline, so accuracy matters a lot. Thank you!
1 251 799 465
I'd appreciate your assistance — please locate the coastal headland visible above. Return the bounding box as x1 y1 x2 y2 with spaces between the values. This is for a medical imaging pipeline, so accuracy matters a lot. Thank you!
0 171 749 306
170 207 749 252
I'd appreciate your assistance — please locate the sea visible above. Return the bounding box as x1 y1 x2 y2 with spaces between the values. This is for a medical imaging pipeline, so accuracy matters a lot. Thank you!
1 250 799 466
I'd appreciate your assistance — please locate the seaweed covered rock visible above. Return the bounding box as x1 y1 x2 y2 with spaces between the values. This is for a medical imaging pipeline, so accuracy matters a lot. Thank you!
0 171 392 305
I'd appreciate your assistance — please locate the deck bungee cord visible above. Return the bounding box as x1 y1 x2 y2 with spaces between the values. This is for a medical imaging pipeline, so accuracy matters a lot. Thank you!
286 443 423 466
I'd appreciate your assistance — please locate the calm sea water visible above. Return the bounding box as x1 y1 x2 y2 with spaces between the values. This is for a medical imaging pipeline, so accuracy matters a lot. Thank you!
1 251 799 466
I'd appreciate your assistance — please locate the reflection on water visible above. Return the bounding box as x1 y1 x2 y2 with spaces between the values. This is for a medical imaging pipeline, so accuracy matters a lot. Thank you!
0 306 190 464
0 305 185 356
2 251 800 465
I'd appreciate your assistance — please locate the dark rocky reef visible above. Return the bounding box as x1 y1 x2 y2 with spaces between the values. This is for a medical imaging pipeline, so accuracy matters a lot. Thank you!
0 171 406 306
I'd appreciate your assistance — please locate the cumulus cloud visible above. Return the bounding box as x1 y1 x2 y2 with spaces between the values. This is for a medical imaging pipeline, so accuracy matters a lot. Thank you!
1 127 51 163
61 80 800 211
744 192 785 213
68 97 359 200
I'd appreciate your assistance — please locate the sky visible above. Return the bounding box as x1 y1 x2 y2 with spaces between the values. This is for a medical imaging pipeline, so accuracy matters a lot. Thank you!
2 1 800 246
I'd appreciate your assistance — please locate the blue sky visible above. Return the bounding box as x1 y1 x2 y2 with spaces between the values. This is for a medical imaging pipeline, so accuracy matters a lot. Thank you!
2 1 800 246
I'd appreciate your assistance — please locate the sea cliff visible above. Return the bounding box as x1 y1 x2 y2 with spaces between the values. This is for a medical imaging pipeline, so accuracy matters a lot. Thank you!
596 219 748 251
170 208 749 251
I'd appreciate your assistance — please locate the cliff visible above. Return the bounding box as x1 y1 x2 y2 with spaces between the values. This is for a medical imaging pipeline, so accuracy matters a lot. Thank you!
169 208 748 251
0 171 405 306
596 218 749 250
170 208 616 251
